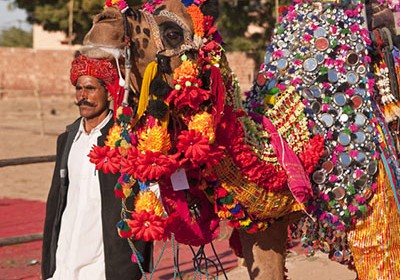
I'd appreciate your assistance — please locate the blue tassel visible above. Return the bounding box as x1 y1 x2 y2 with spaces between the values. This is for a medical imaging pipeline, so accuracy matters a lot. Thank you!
138 180 149 192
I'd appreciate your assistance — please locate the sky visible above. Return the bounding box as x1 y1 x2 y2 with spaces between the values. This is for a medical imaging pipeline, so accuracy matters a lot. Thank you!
0 0 32 31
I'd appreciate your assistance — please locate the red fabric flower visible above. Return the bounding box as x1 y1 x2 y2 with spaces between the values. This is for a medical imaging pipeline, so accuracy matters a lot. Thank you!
128 210 166 242
133 151 179 182
203 15 217 36
167 86 211 111
215 186 228 198
88 145 121 174
120 147 139 176
177 130 224 168
122 106 133 116
278 5 288 15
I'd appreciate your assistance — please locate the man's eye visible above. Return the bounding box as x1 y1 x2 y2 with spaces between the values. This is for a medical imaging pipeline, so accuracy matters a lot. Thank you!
76 85 97 91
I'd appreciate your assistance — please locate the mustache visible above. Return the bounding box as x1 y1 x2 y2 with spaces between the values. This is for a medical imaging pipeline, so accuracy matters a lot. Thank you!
74 100 96 107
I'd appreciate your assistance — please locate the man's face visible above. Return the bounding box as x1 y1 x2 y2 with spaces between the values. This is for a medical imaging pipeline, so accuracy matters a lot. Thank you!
75 75 111 121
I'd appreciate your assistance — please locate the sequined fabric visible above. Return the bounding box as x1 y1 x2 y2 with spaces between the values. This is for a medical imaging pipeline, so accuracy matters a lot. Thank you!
244 0 381 265
347 161 400 280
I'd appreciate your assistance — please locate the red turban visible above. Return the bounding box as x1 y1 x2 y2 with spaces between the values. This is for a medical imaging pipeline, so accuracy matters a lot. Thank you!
70 55 124 116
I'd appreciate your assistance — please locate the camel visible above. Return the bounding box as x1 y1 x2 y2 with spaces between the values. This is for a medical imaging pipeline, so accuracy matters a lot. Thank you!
80 0 400 279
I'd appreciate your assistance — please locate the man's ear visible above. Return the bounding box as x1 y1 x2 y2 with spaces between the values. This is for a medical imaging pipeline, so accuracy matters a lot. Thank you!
107 93 113 102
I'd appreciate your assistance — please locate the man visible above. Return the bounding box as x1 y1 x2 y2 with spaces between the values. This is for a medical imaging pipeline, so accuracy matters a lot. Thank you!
42 55 151 280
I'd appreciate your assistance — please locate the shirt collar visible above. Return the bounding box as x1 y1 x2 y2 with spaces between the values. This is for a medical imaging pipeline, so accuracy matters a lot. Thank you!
75 111 113 140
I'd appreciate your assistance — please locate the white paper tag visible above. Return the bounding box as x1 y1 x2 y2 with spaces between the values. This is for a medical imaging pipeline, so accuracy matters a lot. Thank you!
170 169 190 191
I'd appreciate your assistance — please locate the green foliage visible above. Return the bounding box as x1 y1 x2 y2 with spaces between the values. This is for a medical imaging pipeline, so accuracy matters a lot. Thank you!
217 0 288 64
13 0 103 43
12 0 144 44
0 27 32 47
11 0 291 57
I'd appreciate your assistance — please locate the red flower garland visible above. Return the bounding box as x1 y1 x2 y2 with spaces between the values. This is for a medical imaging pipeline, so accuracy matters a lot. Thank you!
88 145 121 174
298 134 325 173
166 86 211 111
120 147 180 182
128 210 166 242
176 130 225 168
216 108 289 192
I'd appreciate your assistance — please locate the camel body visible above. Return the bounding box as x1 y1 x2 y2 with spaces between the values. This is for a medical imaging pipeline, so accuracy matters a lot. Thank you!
81 0 400 278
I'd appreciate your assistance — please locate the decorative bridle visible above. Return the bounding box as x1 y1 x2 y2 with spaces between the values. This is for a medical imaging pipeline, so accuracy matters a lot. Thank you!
119 5 201 104
141 9 201 57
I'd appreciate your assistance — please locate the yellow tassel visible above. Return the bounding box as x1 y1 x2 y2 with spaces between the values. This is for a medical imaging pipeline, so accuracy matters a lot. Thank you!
132 61 158 126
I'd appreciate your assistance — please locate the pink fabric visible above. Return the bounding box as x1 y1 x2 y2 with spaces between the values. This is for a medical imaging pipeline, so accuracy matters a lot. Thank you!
209 66 225 129
249 112 312 203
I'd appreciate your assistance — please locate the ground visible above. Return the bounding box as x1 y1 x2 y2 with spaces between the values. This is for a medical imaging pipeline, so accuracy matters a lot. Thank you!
0 95 356 279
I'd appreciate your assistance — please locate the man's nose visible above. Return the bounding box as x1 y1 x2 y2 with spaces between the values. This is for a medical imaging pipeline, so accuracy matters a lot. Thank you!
78 88 89 100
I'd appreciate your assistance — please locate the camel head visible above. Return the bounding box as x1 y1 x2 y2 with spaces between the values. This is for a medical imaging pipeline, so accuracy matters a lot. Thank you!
81 0 220 94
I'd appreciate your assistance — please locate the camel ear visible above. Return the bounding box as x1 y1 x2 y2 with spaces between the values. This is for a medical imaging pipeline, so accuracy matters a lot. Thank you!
201 0 219 20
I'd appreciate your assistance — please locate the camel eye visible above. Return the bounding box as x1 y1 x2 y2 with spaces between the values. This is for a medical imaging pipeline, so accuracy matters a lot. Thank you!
159 22 184 49
166 31 181 40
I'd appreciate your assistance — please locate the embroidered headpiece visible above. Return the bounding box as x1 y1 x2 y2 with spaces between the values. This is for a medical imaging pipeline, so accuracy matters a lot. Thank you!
70 55 118 86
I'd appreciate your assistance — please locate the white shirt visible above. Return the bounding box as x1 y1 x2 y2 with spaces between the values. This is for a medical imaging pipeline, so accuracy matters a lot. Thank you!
49 112 112 280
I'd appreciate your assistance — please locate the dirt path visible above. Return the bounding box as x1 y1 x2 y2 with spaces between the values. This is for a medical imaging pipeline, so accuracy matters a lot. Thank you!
0 96 76 201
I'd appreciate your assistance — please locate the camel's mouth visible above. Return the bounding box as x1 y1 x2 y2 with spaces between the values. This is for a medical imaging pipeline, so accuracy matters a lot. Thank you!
80 45 124 61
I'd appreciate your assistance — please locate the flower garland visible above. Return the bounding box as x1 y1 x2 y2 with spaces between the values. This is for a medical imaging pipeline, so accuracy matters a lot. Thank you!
91 0 327 253
105 0 128 11
187 5 205 37
89 0 226 255
142 0 207 14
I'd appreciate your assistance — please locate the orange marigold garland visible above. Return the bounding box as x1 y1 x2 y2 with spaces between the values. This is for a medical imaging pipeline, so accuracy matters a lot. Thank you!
187 4 205 37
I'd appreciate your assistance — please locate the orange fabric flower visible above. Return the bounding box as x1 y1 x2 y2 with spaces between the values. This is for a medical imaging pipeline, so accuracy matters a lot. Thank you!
104 124 122 147
173 60 198 82
135 191 164 217
188 112 215 143
137 122 171 154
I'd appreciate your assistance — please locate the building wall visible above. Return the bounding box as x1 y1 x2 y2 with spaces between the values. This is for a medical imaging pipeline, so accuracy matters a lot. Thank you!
0 48 76 97
33 24 80 51
226 51 257 93
0 48 257 98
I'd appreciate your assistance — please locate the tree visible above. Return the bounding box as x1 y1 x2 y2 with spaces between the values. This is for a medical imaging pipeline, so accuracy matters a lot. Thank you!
218 0 291 63
11 0 287 55
0 27 32 47
11 0 102 44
